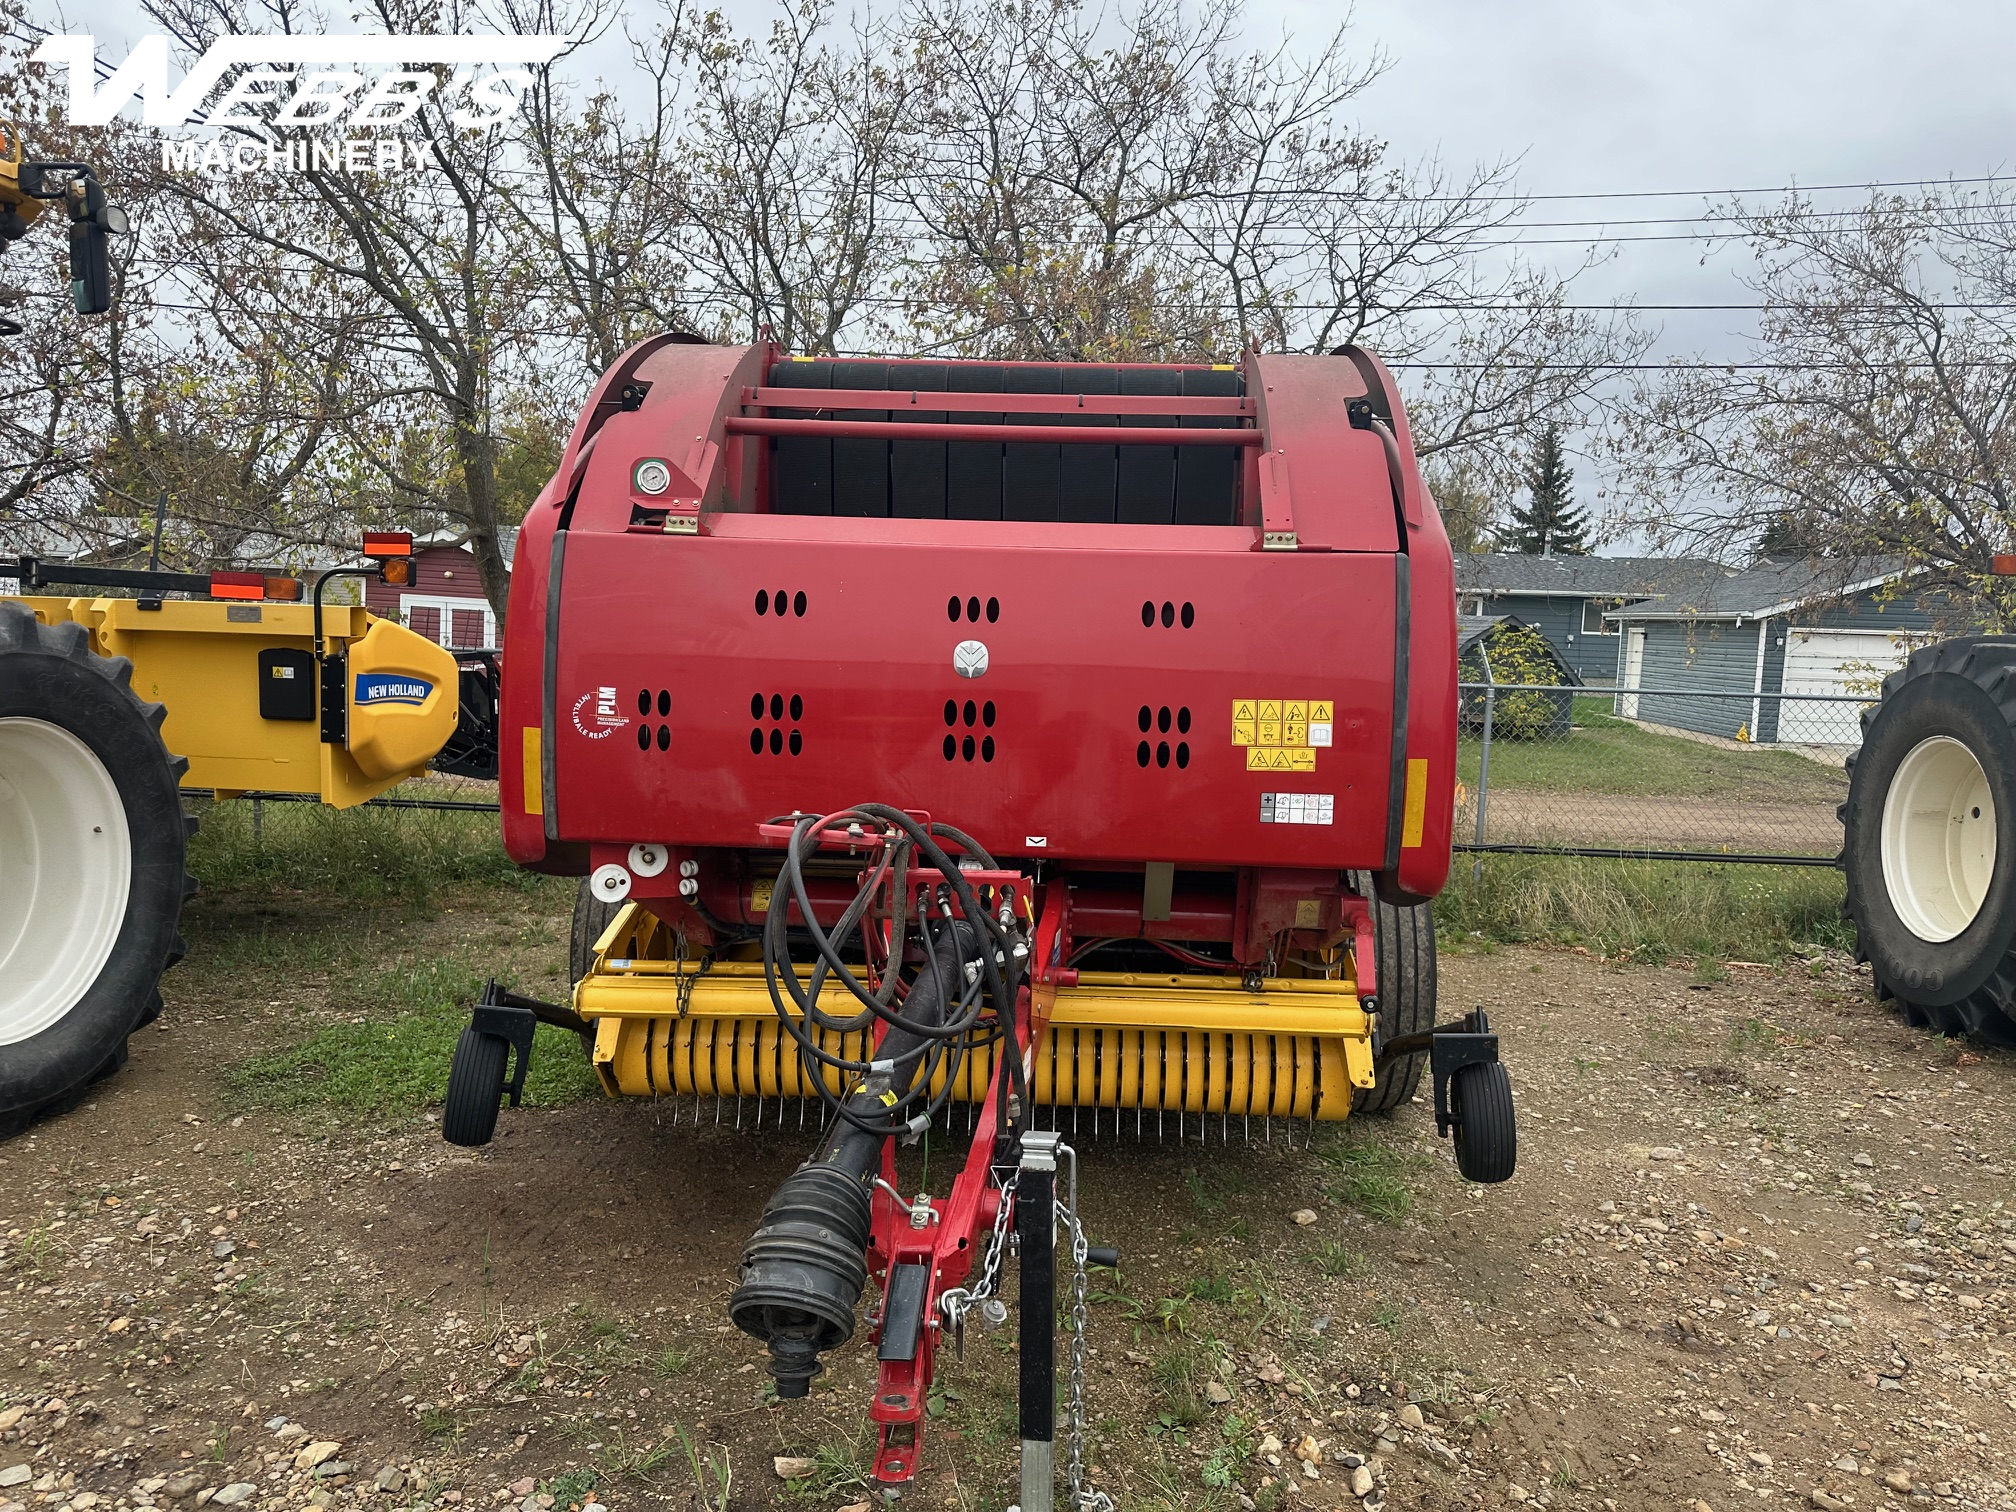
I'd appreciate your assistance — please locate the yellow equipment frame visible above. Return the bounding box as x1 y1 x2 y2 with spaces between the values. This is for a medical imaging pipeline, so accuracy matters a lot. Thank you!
7 595 444 807
575 903 1379 1122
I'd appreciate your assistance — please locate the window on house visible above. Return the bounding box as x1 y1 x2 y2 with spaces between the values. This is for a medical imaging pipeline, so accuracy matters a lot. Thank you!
1582 599 1618 635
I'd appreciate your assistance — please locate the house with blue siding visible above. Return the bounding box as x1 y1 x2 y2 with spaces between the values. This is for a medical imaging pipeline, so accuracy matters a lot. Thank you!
1608 559 1970 745
1455 554 1725 683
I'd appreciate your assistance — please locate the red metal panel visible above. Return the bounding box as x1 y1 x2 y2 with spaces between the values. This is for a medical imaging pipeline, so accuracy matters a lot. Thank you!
550 530 1398 869
1245 352 1398 553
725 417 1260 447
745 386 1253 418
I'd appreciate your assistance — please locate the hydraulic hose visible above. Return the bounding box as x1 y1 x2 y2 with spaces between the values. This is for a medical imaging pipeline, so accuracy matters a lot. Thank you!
729 920 977 1396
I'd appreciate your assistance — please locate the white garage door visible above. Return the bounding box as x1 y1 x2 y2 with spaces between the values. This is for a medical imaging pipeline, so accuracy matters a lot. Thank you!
1781 629 1910 744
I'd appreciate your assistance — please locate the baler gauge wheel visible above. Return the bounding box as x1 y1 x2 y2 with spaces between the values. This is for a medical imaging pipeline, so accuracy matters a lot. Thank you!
442 1026 509 1147
1449 1060 1516 1184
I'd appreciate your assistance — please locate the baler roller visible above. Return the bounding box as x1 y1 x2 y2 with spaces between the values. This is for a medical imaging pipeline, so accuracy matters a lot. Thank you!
578 931 1378 1120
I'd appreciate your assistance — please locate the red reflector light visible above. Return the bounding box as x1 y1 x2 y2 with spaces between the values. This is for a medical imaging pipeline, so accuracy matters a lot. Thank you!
209 571 265 600
265 576 302 601
1994 554 2016 577
362 531 413 558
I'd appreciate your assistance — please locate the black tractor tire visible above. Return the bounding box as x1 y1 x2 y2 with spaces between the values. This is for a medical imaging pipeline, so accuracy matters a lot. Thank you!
0 604 194 1139
442 1027 509 1147
569 875 624 984
1841 638 2016 1044
1450 1060 1517 1183
1354 894 1436 1116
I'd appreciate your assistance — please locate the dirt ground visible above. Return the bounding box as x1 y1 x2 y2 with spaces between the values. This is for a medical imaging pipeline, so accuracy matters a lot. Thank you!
4 885 2015 1512
1457 791 1839 855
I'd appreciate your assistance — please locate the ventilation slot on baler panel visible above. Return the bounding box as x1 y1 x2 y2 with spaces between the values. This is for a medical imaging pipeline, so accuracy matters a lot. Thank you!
1135 704 1192 770
750 692 805 757
750 360 1251 526
942 697 997 763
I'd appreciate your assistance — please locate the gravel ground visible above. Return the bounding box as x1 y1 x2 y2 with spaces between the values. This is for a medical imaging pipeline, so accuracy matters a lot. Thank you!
3 889 2013 1512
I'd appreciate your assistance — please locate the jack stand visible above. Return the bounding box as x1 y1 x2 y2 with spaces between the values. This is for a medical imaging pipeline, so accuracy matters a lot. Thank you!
1016 1131 1060 1512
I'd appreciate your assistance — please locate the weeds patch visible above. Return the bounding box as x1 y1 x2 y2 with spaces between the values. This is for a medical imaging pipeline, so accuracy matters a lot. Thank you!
224 955 597 1118
189 794 534 904
1438 856 1850 964
1315 1130 1421 1223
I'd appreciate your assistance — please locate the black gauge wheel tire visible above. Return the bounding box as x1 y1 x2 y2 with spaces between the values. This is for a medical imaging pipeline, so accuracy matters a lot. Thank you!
1450 1060 1516 1184
442 1027 509 1147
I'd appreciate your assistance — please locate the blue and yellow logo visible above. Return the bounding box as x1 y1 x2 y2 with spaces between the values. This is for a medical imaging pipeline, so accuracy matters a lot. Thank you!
355 673 433 707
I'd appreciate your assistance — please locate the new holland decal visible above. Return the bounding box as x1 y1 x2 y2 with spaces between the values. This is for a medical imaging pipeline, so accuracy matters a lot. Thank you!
354 673 433 707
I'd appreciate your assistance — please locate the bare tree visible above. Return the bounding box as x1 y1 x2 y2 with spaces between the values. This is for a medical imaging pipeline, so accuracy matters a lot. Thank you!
660 0 912 354
141 0 600 614
1616 184 2016 622
892 0 1643 477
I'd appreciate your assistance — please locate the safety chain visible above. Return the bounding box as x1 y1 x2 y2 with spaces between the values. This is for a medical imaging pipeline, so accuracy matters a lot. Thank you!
1055 1184 1115 1512
938 1171 1018 1346
935 1160 1114 1511
673 933 710 1019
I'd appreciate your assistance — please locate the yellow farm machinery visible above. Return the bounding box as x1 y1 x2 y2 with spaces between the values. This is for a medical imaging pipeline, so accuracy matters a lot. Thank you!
0 542 466 1133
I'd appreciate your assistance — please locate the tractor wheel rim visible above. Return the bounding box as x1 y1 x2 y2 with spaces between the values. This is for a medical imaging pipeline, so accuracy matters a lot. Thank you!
1880 734 1997 944
0 718 132 1045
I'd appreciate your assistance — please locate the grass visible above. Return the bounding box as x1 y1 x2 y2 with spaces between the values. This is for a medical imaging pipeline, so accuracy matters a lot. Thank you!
225 955 599 1118
785 1435 869 1500
1313 1242 1368 1279
188 792 532 903
1457 696 1848 802
1315 1128 1422 1222
1438 854 1851 965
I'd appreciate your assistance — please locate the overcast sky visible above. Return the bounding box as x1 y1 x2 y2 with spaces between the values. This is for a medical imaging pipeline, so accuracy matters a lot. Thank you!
32 0 2016 540
1301 0 2016 352
48 0 2016 361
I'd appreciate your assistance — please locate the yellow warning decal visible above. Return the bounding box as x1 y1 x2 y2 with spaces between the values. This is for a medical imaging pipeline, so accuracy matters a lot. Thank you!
521 727 543 816
1231 696 1338 767
750 877 775 914
1401 758 1429 847
879 1089 899 1107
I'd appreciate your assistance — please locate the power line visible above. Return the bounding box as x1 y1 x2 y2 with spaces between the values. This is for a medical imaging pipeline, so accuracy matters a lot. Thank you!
103 269 2016 317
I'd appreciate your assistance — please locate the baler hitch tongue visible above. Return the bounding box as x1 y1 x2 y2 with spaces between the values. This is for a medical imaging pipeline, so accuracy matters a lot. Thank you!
1377 1009 1518 1184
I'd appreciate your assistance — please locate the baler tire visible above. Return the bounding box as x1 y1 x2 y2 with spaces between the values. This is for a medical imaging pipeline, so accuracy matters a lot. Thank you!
1450 1061 1516 1184
1840 638 2016 1045
0 604 194 1142
442 1027 509 1147
569 877 623 985
1354 895 1436 1116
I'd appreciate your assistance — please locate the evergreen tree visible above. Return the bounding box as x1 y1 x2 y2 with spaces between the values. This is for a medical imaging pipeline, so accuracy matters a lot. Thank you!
1755 510 1825 560
1506 424 1589 555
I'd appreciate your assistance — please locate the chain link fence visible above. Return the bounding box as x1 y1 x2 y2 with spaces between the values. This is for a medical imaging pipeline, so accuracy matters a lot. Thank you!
1457 680 1866 864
